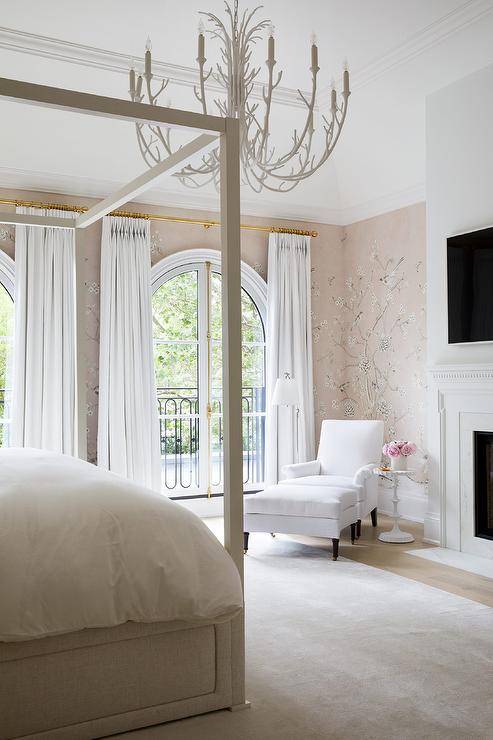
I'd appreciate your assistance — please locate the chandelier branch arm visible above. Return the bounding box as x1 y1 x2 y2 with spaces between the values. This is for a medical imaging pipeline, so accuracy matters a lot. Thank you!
195 56 212 114
143 70 169 107
153 78 170 101
256 66 319 170
251 92 350 184
255 57 283 159
130 1 351 193
136 124 162 168
148 124 174 158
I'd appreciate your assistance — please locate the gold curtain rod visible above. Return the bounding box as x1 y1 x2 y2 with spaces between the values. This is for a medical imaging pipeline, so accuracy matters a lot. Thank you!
0 197 318 238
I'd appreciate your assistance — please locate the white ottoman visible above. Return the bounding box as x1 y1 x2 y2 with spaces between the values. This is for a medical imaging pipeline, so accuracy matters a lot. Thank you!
244 484 358 561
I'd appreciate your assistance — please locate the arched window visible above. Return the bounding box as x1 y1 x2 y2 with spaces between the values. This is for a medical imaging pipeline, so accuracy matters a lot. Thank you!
0 251 14 447
152 249 267 497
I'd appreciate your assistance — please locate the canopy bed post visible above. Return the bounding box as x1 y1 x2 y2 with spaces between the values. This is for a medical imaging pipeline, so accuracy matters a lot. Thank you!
75 228 87 461
220 117 247 709
220 116 243 579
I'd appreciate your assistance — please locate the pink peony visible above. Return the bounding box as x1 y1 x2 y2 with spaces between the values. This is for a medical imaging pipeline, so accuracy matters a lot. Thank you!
401 442 417 457
384 442 401 458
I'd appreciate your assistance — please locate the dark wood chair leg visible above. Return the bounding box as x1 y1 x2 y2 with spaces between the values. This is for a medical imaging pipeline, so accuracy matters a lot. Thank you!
243 532 249 554
350 522 356 544
331 538 339 561
356 519 361 538
371 507 378 527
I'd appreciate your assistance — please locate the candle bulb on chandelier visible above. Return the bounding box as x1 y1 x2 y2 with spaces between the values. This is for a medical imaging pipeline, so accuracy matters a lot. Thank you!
136 73 143 98
331 78 337 113
343 58 350 95
129 62 136 97
268 23 275 64
310 33 318 70
198 18 205 61
145 36 152 77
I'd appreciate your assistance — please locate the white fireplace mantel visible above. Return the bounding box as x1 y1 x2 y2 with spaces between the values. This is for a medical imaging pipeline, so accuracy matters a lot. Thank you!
425 364 493 553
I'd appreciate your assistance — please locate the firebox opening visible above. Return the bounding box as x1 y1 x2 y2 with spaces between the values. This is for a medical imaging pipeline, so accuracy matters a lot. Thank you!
474 431 493 541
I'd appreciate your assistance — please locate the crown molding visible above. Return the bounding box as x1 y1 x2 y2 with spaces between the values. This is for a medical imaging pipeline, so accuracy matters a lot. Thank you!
336 183 425 225
0 164 341 225
2 0 492 113
0 25 308 110
320 0 493 98
0 166 426 227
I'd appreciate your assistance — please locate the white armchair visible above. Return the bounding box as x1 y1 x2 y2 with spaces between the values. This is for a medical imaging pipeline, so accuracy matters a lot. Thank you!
281 419 384 536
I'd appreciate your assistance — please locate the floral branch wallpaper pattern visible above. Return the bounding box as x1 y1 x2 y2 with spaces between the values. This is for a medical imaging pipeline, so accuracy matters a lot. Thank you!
0 226 15 259
311 203 427 452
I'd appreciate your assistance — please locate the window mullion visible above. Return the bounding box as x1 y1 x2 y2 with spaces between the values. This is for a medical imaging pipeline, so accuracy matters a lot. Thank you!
197 263 210 495
205 261 213 498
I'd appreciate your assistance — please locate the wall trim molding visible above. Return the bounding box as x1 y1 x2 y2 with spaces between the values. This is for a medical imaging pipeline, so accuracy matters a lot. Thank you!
423 512 441 544
0 25 308 110
428 364 493 384
338 183 425 226
2 1 491 105
321 0 493 96
0 165 425 226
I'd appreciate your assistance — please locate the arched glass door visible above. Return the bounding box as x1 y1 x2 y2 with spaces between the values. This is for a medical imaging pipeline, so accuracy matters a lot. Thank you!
0 281 14 447
152 260 266 497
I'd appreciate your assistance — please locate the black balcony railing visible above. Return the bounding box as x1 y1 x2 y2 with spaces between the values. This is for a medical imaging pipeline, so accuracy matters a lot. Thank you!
157 388 200 490
0 386 266 491
157 386 265 492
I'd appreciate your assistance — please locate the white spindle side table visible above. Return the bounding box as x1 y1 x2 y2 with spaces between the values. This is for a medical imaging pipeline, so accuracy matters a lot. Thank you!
373 467 415 544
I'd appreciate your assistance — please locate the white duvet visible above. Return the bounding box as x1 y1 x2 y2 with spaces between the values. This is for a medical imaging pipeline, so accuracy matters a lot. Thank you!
0 448 243 642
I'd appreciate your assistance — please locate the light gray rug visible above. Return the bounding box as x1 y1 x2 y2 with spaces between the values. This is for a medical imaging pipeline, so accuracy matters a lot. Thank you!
119 533 493 740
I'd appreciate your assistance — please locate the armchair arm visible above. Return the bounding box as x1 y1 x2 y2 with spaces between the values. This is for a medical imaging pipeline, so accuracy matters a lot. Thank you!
353 463 377 487
281 460 321 479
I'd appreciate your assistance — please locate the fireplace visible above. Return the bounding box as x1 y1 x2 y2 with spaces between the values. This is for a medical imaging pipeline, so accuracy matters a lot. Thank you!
474 431 493 540
426 368 493 554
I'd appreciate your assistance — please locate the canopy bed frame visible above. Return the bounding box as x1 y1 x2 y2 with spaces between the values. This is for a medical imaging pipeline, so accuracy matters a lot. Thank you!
0 76 246 738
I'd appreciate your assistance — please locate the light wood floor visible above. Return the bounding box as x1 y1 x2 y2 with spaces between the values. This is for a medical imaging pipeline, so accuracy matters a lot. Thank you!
333 513 493 608
209 515 493 608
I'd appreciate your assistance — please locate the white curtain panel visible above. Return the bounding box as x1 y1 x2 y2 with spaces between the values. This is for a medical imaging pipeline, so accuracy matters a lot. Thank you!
98 216 160 490
265 232 315 484
11 207 76 454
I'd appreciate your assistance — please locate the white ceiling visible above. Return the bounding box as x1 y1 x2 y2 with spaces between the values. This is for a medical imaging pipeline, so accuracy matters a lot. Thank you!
0 0 493 224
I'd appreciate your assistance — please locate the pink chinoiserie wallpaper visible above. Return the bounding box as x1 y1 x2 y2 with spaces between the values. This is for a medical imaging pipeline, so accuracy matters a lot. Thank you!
311 203 427 452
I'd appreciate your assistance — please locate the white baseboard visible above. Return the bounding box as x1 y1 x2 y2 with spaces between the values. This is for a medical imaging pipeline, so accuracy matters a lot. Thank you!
423 511 441 545
377 507 426 524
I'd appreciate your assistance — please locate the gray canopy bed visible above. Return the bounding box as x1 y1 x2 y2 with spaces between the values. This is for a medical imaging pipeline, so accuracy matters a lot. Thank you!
0 75 246 739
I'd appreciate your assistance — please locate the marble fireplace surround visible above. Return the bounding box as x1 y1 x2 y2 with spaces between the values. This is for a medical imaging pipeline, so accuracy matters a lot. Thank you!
426 365 493 556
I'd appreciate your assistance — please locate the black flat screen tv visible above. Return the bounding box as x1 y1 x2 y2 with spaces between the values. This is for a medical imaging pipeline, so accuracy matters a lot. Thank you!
447 226 493 344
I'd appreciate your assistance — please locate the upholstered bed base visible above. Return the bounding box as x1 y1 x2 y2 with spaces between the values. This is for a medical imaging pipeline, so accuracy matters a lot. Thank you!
0 617 237 739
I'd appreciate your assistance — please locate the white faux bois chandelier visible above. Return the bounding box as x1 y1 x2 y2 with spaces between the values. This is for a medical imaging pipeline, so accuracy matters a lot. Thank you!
128 0 350 193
